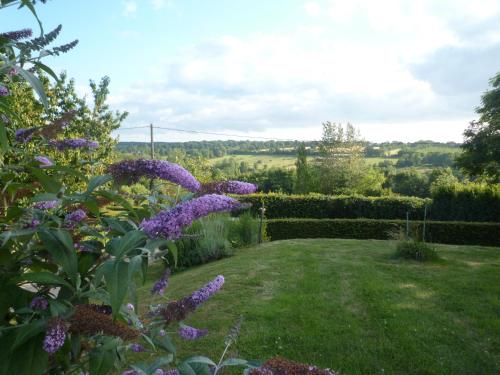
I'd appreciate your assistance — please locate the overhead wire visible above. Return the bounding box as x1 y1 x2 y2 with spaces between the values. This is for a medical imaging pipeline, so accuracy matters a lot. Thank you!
115 125 296 142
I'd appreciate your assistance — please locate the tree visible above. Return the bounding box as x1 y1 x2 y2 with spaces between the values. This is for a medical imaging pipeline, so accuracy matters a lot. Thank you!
317 122 370 194
456 72 500 182
294 143 311 194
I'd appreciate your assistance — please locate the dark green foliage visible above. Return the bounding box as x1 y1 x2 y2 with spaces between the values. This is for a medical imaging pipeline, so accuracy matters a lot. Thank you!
240 193 429 219
240 191 500 222
456 72 500 182
265 218 500 246
387 169 430 197
228 212 262 247
294 143 311 194
430 182 500 222
395 241 439 261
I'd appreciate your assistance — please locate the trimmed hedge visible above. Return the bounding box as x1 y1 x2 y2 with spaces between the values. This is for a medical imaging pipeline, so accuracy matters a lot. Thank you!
239 193 430 220
266 218 500 246
431 183 500 222
239 191 500 222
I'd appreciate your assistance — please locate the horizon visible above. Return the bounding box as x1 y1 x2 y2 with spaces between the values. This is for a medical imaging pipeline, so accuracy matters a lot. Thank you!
2 0 499 143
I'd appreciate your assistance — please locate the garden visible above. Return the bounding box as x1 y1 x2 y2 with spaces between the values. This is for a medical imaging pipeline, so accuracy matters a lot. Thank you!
1 1 499 375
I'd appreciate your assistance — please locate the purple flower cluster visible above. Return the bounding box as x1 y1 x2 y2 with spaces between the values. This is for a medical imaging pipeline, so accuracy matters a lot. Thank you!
140 194 240 239
15 127 37 143
108 159 201 192
0 28 33 41
205 180 258 195
152 268 171 295
178 325 208 340
30 296 48 310
49 138 99 150
65 209 87 225
43 318 66 354
129 343 145 352
0 86 8 97
165 370 180 375
34 200 60 210
189 275 225 307
24 218 41 229
35 156 54 168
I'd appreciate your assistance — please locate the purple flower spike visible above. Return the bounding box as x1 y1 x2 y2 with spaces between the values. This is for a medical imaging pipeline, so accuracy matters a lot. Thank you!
49 138 99 150
66 209 87 224
152 269 170 295
179 325 208 340
0 28 33 41
0 86 8 97
34 200 60 210
129 343 145 352
15 127 37 143
30 296 48 310
35 156 54 168
189 275 225 307
166 370 180 375
140 194 239 239
108 159 201 192
43 318 66 354
205 181 258 195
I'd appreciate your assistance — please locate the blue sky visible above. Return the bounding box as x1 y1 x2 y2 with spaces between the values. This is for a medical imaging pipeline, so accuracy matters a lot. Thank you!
2 0 500 142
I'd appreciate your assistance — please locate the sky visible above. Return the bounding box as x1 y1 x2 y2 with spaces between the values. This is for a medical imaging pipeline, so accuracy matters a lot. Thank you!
2 0 500 143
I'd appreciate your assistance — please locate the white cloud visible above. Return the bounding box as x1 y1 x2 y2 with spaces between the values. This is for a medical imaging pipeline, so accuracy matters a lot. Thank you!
111 0 500 142
123 1 137 16
151 0 172 10
304 1 321 17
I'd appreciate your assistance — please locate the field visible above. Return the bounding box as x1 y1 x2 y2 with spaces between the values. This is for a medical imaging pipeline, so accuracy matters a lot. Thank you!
138 239 500 375
208 154 389 169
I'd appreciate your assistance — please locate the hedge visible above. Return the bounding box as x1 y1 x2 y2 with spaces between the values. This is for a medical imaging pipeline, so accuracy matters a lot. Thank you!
266 218 500 246
239 193 430 220
239 192 500 222
431 183 500 222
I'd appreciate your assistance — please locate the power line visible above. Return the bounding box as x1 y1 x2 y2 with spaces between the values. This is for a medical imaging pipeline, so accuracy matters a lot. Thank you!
155 125 295 141
116 124 297 141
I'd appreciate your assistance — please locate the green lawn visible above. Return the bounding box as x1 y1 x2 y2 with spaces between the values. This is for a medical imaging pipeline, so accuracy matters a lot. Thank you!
138 239 500 375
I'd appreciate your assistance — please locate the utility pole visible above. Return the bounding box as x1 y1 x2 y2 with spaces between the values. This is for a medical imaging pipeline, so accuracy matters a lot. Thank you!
149 123 155 191
150 123 155 159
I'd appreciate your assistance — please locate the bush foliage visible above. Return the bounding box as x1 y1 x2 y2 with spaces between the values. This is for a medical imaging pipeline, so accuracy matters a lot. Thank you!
394 241 439 261
240 191 500 222
266 218 500 246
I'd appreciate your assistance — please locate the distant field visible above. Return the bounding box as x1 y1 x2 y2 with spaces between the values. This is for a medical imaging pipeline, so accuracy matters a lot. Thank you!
209 154 392 169
209 154 298 169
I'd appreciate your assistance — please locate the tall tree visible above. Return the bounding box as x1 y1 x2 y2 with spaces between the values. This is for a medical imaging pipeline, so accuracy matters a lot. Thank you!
318 122 369 194
456 72 500 182
294 143 311 194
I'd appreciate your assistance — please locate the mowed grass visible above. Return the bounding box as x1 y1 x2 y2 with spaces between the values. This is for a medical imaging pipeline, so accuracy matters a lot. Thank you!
138 239 500 375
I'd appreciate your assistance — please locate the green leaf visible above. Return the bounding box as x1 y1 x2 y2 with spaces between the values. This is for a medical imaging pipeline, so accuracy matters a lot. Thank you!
0 121 8 155
178 363 197 375
108 230 146 259
11 319 46 351
15 272 73 289
31 193 58 202
5 333 48 375
38 229 78 282
17 67 48 108
184 356 217 367
146 355 173 374
87 174 113 193
32 61 58 81
153 334 176 355
220 358 248 367
29 168 62 194
103 259 129 319
89 346 117 375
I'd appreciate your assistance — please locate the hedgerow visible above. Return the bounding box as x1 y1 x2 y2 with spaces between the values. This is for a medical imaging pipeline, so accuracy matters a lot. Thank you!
265 218 500 246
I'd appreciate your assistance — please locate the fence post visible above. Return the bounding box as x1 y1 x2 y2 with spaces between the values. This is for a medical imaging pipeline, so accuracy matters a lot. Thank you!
406 211 410 240
422 205 427 242
258 204 266 244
